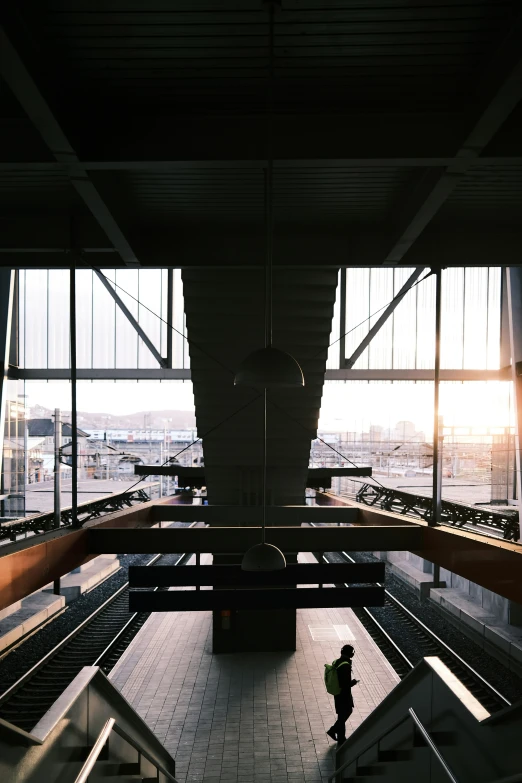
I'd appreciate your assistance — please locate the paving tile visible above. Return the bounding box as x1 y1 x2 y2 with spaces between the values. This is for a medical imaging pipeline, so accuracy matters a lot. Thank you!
110 551 399 783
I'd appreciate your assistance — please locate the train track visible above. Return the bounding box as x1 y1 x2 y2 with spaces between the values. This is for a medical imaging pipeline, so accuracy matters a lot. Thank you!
0 551 191 733
319 549 511 714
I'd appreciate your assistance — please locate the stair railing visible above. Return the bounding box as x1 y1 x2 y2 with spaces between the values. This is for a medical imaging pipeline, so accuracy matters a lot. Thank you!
75 717 179 783
329 707 459 783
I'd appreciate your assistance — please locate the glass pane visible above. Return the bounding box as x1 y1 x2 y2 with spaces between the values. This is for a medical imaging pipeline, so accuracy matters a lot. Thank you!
317 379 512 507
92 269 116 368
47 270 70 368
486 267 501 370
415 273 436 368
345 269 370 369
441 267 464 369
1 379 27 523
392 267 417 369
24 270 48 368
463 268 488 368
1 380 72 539
326 271 340 369
76 269 93 368
138 269 163 368
18 271 25 368
114 269 139 368
173 269 188 368
368 268 393 369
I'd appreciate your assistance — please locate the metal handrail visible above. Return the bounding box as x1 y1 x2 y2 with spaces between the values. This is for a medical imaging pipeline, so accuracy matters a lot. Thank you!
75 718 115 783
328 712 410 782
328 708 459 783
408 708 458 783
74 716 179 783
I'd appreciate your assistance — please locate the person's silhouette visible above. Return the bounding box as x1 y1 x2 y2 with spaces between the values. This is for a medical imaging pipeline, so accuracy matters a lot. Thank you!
326 644 359 745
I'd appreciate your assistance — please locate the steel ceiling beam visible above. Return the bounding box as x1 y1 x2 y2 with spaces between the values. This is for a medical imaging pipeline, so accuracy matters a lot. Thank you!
345 267 425 369
382 17 522 265
1 156 522 172
326 369 510 382
0 27 140 268
93 269 166 368
7 368 508 382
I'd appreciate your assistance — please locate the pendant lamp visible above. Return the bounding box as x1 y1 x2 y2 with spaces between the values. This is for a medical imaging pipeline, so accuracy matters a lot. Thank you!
234 346 304 388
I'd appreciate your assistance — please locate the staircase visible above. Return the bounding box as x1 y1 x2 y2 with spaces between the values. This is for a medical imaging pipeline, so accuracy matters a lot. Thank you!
182 267 339 506
330 656 522 783
0 666 177 782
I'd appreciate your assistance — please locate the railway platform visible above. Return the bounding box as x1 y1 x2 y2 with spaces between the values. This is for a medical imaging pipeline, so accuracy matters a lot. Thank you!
109 553 399 783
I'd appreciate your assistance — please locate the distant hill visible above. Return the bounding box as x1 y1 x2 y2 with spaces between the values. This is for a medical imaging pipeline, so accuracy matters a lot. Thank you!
30 404 196 430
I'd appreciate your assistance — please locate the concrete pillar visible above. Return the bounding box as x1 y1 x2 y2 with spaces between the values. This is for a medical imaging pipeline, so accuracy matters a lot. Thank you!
211 551 297 654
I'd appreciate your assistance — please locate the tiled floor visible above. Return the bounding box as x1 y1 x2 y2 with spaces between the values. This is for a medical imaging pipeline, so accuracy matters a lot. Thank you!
110 555 399 783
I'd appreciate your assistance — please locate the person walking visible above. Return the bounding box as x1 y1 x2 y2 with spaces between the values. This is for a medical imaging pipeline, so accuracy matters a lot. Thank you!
326 644 358 745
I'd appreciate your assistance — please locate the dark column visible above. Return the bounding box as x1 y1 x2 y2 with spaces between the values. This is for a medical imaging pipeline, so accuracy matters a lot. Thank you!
211 552 297 654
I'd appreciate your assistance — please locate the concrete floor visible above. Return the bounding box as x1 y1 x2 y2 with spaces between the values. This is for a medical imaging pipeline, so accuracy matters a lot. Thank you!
110 554 400 783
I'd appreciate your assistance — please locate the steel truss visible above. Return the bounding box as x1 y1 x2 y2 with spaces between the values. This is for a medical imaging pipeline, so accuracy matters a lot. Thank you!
355 483 520 541
0 486 152 543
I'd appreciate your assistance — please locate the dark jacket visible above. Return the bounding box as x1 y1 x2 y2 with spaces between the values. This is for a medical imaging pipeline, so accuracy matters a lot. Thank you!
333 656 356 710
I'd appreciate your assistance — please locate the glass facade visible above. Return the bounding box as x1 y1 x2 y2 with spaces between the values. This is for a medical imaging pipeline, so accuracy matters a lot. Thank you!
18 268 189 370
1 265 515 534
341 267 501 370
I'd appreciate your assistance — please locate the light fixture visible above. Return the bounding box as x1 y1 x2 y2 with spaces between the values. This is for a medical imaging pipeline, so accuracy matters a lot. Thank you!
241 542 286 572
234 346 304 388
240 3 295 572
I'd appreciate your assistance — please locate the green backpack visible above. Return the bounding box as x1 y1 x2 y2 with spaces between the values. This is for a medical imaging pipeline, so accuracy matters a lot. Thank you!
324 659 349 696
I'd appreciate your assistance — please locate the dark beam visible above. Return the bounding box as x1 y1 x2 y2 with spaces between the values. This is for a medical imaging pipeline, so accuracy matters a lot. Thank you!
2 156 522 172
8 368 508 382
134 466 371 479
326 369 510 382
149 505 361 526
8 368 191 380
89 525 424 554
129 562 385 587
382 16 522 264
0 28 140 268
129 586 385 612
307 467 372 479
51 111 480 163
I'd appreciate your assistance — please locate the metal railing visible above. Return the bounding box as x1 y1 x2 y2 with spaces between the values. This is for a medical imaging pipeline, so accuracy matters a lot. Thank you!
329 708 458 783
0 483 158 542
354 482 519 540
75 717 179 783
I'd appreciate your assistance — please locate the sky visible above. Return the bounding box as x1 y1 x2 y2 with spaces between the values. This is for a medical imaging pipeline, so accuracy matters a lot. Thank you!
24 378 513 437
318 381 513 435
25 380 196 415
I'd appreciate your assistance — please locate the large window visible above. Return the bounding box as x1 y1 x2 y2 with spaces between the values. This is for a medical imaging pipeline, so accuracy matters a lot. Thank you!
18 268 189 370
331 267 501 370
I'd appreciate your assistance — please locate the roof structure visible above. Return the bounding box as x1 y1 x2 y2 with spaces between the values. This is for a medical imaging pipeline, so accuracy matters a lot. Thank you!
0 1 521 270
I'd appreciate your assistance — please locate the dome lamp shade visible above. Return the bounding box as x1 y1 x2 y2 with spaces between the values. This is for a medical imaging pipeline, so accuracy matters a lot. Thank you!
234 346 304 388
241 542 287 571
